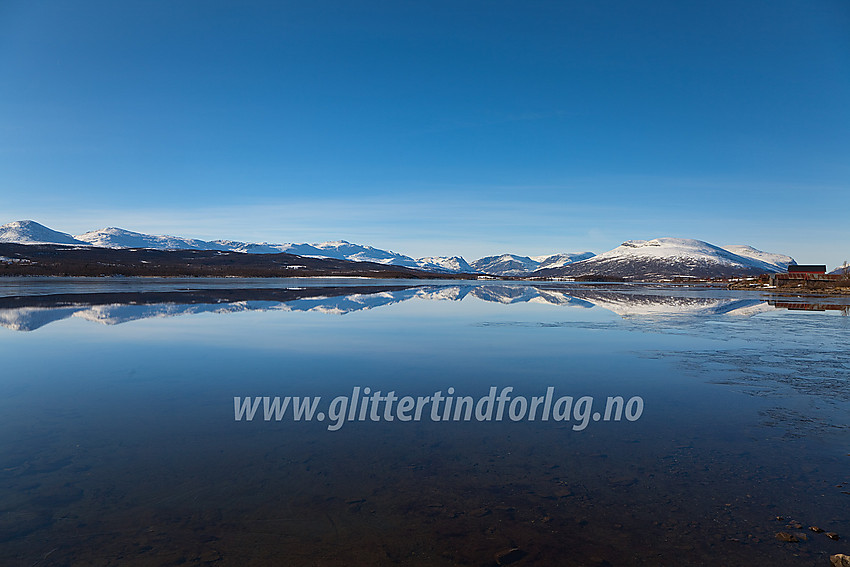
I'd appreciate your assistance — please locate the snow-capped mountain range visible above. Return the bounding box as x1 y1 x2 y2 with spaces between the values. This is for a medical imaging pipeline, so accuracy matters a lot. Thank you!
0 220 590 275
470 252 596 276
0 220 799 278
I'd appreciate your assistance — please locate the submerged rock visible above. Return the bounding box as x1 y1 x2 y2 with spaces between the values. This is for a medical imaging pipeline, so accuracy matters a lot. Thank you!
775 532 798 542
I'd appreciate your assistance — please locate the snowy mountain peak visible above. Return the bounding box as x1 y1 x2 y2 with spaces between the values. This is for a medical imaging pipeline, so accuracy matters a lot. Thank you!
75 227 228 251
619 237 703 250
598 238 739 260
537 237 789 280
304 241 419 267
721 245 795 271
0 220 89 246
415 256 476 273
470 252 596 276
471 254 539 276
535 252 596 270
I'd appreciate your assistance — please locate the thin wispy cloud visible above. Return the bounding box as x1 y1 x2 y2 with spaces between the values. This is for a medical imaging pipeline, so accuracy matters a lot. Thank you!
8 181 845 265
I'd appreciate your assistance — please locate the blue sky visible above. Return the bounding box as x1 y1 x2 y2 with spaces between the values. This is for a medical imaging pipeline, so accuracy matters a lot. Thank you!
1 1 848 266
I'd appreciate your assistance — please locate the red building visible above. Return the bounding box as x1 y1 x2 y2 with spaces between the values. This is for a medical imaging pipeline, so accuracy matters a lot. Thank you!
770 264 841 288
787 265 826 274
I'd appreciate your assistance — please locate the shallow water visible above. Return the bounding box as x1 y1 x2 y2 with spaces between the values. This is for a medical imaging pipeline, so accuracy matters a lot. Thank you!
0 278 848 566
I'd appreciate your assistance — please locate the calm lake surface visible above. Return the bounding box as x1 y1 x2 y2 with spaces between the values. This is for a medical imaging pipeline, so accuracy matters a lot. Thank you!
0 277 848 566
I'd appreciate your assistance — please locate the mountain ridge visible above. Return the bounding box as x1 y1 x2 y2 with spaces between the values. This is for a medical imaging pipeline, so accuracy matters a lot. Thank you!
0 220 89 246
1 220 593 275
533 238 793 280
0 220 801 279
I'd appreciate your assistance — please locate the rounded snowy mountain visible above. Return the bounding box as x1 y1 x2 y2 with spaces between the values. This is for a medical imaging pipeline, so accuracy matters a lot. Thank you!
0 220 89 245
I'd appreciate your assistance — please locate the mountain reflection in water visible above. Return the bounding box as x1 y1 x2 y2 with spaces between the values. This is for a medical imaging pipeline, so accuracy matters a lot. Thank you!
1 281 847 331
